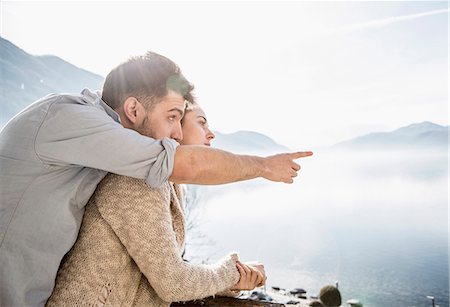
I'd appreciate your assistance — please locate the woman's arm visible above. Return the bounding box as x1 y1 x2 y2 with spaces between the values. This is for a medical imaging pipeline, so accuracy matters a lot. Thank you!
95 174 240 302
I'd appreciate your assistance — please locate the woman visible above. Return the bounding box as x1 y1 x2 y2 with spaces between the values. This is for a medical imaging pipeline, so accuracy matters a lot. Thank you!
46 103 266 306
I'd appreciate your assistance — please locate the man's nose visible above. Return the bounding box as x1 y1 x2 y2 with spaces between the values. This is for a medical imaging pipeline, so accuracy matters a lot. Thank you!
171 122 183 142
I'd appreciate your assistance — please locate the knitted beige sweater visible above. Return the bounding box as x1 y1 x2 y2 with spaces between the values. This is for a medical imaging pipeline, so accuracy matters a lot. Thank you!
46 174 240 307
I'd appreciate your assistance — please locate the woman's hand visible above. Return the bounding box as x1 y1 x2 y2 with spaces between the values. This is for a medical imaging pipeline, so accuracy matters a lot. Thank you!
230 260 267 291
247 262 267 287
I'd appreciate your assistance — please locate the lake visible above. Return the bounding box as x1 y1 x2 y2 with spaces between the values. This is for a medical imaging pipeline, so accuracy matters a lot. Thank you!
184 148 449 307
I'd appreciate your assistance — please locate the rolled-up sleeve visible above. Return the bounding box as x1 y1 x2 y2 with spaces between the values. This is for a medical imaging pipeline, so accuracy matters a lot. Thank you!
35 98 178 188
147 138 178 187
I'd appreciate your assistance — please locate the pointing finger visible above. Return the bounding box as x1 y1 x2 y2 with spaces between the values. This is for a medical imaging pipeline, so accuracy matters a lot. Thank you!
290 151 313 159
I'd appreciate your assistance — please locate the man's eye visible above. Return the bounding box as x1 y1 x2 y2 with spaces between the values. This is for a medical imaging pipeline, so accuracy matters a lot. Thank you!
169 116 176 121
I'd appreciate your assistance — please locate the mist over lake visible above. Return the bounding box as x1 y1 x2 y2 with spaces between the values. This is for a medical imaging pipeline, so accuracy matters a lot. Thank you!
185 148 448 307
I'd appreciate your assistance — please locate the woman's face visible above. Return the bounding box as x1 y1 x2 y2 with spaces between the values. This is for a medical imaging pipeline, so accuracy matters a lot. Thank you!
180 106 215 146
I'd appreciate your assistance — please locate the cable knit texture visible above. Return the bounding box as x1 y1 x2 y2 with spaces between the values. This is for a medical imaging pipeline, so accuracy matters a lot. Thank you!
46 174 240 307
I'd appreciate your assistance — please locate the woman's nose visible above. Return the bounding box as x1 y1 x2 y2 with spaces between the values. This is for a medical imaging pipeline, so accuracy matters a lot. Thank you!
207 129 215 140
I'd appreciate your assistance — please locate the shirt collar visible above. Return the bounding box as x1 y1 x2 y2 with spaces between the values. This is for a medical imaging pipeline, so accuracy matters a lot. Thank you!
80 88 122 124
97 98 121 124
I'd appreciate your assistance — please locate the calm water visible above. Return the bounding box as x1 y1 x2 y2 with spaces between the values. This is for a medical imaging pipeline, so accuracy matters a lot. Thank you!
185 149 449 307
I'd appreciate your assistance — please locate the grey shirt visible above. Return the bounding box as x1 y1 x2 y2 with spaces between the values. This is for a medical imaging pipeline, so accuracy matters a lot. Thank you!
0 89 179 307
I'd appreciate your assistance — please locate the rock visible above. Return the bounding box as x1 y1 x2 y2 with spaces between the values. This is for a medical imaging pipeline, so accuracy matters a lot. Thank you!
249 290 273 301
289 288 307 298
319 285 342 306
290 288 307 295
308 300 325 307
346 299 363 307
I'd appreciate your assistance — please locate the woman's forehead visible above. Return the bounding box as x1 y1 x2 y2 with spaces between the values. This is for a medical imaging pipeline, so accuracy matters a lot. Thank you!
193 106 206 118
185 105 205 118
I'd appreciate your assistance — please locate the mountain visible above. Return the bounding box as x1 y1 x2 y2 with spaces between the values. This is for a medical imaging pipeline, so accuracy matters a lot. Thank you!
212 130 290 154
333 121 448 150
0 36 104 126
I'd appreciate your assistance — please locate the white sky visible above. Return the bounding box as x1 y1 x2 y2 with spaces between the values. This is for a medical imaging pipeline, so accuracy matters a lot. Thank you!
1 0 448 149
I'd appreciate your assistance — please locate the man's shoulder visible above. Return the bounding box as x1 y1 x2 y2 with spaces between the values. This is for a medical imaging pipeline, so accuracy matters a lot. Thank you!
39 91 117 129
34 91 96 107
9 91 102 127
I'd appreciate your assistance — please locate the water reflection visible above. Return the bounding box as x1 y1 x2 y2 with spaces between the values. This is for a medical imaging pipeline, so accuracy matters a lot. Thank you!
186 149 449 307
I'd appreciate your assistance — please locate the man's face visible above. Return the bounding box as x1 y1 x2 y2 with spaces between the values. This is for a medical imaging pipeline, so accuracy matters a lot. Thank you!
136 91 186 142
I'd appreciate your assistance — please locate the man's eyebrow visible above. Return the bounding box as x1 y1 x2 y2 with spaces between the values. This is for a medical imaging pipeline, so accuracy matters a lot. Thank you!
168 108 184 116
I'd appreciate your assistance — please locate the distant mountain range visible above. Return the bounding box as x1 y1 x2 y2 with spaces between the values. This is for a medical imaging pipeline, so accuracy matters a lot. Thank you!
333 121 448 150
1 37 447 153
0 36 104 125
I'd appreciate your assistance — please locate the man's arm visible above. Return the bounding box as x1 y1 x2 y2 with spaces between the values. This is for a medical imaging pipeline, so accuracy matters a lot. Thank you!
35 96 311 187
35 100 177 188
170 145 313 184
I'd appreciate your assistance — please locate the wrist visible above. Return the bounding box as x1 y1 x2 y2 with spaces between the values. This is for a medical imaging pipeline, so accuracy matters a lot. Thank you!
241 155 267 179
254 156 269 179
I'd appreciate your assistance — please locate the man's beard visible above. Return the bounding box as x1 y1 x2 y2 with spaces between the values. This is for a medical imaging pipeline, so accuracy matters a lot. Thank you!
136 116 157 139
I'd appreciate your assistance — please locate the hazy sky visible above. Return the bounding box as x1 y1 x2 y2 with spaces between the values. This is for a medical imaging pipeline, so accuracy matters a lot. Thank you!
1 1 448 148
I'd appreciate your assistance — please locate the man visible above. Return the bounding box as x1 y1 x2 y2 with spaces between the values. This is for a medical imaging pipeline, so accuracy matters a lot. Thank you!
0 51 312 306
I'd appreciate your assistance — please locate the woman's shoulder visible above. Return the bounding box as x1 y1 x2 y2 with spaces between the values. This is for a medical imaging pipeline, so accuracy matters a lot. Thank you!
100 174 171 192
100 173 146 189
95 174 172 207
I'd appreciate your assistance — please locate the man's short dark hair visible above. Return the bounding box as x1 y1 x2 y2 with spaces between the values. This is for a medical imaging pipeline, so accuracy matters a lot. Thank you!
102 51 195 110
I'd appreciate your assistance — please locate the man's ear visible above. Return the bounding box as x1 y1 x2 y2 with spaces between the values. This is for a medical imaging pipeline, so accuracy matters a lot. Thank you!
122 97 141 125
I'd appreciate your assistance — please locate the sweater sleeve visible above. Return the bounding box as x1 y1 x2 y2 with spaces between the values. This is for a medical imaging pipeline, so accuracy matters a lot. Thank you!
94 174 240 303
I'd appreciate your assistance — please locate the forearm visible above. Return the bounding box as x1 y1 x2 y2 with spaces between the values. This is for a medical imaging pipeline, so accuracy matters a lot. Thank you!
154 253 240 302
169 145 266 184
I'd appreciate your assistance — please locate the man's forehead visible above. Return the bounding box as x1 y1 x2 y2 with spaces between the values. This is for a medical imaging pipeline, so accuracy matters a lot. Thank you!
161 93 185 106
154 91 188 116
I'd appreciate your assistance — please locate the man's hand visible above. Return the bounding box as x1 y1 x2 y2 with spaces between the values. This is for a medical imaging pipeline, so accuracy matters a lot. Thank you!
231 261 266 291
262 151 313 183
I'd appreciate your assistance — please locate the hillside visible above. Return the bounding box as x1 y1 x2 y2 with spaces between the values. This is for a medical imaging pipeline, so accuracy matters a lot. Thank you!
0 36 104 125
333 121 448 150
